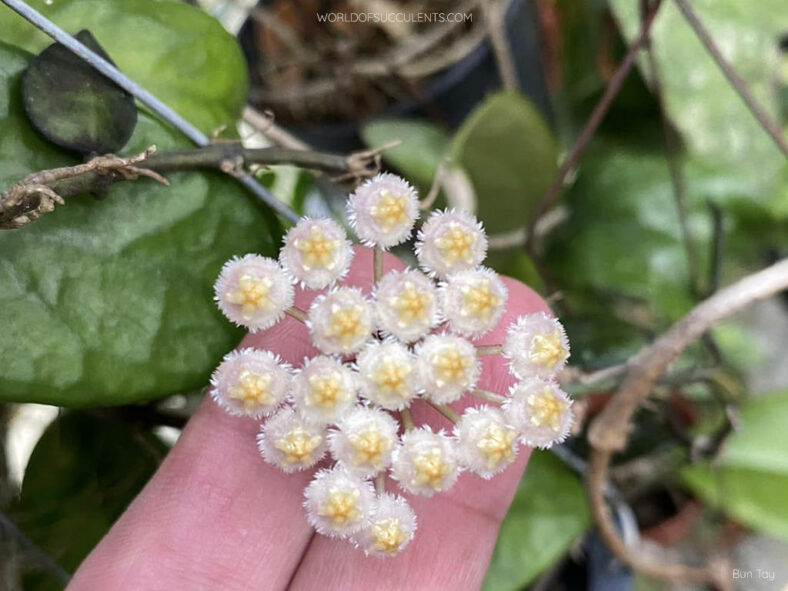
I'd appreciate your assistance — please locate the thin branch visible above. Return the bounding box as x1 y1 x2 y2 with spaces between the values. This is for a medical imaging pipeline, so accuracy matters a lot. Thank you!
524 0 663 249
560 363 627 388
586 258 788 586
0 147 166 229
587 453 728 587
589 257 788 452
0 143 382 229
672 0 788 158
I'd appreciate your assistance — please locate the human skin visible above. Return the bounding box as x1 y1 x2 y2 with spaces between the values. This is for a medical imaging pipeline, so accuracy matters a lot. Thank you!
68 247 550 591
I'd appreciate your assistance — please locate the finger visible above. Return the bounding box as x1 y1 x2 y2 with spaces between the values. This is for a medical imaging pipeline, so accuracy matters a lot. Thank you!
69 249 390 591
289 276 549 591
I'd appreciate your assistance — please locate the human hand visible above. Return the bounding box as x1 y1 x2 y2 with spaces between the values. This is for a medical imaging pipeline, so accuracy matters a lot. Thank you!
68 247 550 591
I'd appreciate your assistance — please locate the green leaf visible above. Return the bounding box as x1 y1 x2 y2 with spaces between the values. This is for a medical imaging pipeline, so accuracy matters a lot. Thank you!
361 119 450 190
22 30 137 155
0 43 280 406
10 412 165 590
0 0 248 132
483 451 590 591
608 0 788 218
545 142 706 324
450 92 559 235
682 390 788 541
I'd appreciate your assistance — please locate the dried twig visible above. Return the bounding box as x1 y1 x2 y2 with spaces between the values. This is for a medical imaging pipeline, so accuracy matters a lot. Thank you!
0 141 388 229
0 146 166 229
587 257 788 586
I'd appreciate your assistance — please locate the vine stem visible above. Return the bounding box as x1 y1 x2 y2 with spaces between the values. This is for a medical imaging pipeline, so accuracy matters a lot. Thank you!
587 257 788 586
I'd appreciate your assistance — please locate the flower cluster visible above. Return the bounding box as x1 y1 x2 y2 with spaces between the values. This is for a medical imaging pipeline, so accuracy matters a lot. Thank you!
210 172 573 557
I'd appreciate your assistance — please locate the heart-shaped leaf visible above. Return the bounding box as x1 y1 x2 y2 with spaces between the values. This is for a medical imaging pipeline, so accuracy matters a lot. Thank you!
22 29 137 155
0 41 280 407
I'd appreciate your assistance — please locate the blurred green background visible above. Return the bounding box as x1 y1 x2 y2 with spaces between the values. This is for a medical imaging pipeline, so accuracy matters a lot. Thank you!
0 0 786 589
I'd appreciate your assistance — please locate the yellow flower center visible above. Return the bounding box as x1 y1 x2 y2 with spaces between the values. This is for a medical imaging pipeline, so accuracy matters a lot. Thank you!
319 489 362 528
527 388 568 431
370 518 407 555
308 371 348 410
476 423 517 470
370 191 409 232
294 225 339 270
430 346 473 388
389 281 432 326
460 278 501 323
370 358 411 399
348 427 390 468
325 304 367 347
227 275 272 319
412 448 453 491
529 331 565 368
434 223 477 265
228 370 274 410
274 428 322 466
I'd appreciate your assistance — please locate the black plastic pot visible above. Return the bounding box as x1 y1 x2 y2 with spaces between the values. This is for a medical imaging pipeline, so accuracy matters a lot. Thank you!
240 0 550 153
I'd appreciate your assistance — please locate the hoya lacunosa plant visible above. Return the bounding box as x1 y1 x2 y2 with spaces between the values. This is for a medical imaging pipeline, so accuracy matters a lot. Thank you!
210 173 573 557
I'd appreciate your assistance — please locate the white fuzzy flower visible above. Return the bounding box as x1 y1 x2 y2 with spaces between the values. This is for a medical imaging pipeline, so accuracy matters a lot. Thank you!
441 267 507 337
292 356 357 425
214 255 294 332
391 427 459 496
415 209 487 278
416 335 480 404
257 406 327 472
454 406 518 479
329 406 399 477
375 269 439 342
504 379 573 449
348 173 419 248
280 218 354 289
209 348 290 418
356 342 419 410
353 494 417 557
308 287 375 355
304 466 376 538
503 312 570 379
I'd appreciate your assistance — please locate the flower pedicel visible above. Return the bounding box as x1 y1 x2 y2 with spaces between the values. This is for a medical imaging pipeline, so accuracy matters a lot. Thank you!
210 173 574 557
